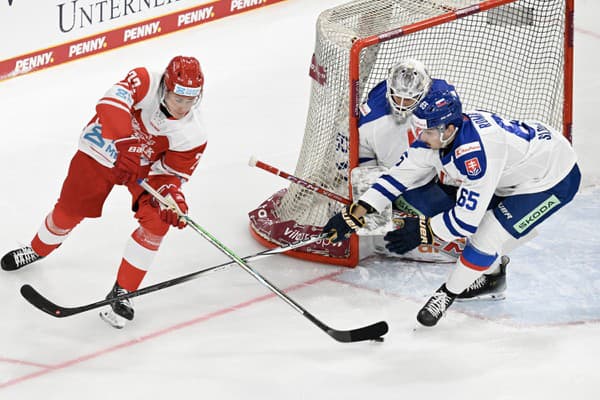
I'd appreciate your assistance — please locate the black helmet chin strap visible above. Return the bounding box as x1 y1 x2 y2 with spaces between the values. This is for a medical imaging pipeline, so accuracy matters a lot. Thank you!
158 80 175 118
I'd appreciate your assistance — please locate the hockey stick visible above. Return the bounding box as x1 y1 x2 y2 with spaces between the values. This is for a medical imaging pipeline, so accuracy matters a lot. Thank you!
249 156 352 205
249 157 461 258
19 235 325 319
141 180 387 342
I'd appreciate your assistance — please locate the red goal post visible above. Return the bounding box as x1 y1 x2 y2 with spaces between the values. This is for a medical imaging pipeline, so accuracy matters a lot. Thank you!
249 0 574 267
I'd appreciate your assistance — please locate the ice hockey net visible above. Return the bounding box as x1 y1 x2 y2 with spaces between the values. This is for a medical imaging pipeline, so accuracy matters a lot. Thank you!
249 0 574 267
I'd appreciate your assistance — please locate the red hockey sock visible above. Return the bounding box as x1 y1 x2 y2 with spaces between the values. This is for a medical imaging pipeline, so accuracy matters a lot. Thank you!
116 259 148 292
116 227 164 291
31 206 83 257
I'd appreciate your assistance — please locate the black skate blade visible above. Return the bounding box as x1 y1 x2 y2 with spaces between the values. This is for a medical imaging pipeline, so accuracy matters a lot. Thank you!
456 293 506 302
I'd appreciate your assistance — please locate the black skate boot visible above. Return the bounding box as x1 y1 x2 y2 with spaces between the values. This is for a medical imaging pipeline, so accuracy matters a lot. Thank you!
457 255 509 301
417 284 457 327
1 246 43 271
99 282 134 329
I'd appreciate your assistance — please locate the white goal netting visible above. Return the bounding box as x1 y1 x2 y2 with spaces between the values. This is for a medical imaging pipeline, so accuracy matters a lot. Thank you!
249 0 571 266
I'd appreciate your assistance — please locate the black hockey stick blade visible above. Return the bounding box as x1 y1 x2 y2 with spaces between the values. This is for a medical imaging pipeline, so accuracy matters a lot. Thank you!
304 311 388 343
327 320 389 343
20 284 80 317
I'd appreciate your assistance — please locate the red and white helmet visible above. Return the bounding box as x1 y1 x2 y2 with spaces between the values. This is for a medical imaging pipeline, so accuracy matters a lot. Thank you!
163 56 204 98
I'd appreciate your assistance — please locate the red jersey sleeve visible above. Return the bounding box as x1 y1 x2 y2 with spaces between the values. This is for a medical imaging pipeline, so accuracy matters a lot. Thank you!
147 142 207 189
96 67 151 140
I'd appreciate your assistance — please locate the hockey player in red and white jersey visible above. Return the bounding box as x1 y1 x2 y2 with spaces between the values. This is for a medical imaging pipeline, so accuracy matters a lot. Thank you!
1 56 207 329
323 80 580 327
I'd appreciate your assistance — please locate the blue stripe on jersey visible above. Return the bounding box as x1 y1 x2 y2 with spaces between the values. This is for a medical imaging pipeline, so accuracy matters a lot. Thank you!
491 114 536 142
410 140 431 149
442 211 463 237
461 243 497 269
372 183 398 202
358 81 390 127
359 157 376 164
381 174 407 192
450 208 478 234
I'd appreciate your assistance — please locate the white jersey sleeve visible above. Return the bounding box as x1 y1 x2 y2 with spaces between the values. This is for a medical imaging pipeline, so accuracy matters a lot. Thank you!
359 141 438 212
428 124 507 241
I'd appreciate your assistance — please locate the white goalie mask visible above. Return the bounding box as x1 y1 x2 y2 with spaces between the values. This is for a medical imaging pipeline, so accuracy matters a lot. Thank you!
386 59 432 118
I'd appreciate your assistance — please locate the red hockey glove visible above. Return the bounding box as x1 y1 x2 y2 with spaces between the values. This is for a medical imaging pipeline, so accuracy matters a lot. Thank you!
383 215 434 254
150 184 188 229
322 203 366 243
113 137 144 185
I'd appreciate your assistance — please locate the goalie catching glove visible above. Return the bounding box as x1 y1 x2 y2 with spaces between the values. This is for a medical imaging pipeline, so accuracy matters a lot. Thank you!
323 203 366 243
149 184 188 229
384 215 435 254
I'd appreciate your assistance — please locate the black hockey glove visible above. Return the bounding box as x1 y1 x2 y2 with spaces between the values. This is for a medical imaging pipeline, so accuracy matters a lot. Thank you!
323 203 366 243
383 215 434 255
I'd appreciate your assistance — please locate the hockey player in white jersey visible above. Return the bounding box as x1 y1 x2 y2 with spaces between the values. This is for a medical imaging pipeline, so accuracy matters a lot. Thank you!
357 60 511 294
1 56 208 329
323 80 581 327
358 60 463 265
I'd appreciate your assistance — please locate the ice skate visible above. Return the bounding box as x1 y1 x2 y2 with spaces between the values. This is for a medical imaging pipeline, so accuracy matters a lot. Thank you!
457 255 509 301
1 246 43 271
99 282 134 329
417 284 456 327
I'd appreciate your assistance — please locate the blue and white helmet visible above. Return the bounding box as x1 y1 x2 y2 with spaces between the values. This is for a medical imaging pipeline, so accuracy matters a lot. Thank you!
412 79 462 130
386 59 432 117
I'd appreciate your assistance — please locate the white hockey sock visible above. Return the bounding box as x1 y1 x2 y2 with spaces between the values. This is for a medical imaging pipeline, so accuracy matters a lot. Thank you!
445 261 487 295
117 227 164 291
31 211 81 256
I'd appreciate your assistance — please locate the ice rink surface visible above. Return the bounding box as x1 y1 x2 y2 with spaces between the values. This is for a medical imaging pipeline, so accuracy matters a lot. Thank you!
1 0 599 398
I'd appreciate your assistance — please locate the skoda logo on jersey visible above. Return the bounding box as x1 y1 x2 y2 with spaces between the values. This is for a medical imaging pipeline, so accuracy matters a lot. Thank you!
173 84 201 97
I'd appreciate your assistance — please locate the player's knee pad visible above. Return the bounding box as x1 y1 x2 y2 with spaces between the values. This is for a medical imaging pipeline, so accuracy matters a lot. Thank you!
51 204 84 232
131 226 164 251
134 194 170 237
470 210 514 256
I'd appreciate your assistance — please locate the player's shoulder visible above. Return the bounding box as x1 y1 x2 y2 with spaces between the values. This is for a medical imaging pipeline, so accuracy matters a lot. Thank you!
120 67 160 103
450 117 487 180
358 80 391 126
464 110 498 131
141 69 162 94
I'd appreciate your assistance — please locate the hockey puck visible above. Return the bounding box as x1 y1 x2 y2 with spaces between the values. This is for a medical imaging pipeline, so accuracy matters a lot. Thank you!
371 337 384 342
